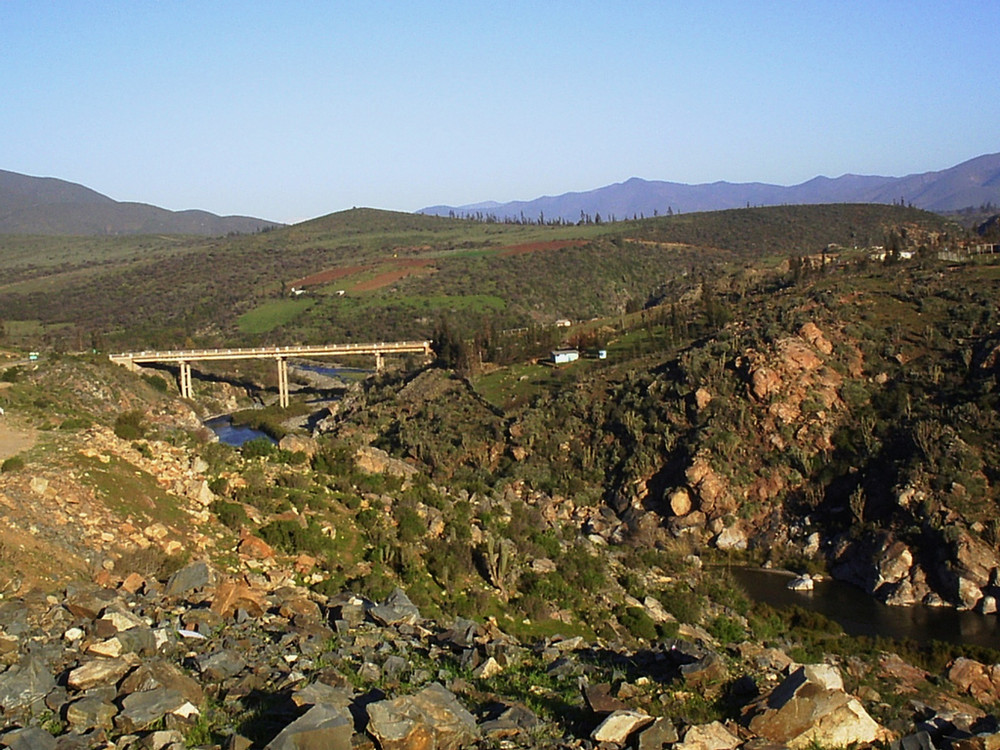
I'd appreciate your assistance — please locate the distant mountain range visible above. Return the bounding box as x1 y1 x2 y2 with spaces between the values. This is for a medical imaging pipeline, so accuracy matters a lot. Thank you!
420 153 1000 222
0 169 282 236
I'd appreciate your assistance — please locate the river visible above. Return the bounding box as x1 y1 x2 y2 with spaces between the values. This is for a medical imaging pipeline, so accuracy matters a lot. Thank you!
203 415 275 447
731 567 1000 648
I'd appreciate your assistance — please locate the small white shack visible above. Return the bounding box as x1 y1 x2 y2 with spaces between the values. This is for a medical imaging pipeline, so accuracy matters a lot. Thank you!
551 349 579 365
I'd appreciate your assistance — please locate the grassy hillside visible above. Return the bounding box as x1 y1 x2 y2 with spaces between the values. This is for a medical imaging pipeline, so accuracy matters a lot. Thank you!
1 206 999 747
0 204 965 352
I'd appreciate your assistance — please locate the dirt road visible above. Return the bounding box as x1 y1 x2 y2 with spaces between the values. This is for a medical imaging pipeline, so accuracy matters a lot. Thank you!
0 422 35 460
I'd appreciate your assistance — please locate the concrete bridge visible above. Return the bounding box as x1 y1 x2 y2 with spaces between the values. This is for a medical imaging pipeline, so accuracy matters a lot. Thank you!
109 341 433 407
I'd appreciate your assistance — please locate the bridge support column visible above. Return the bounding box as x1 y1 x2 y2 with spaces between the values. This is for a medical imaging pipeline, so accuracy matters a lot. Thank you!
179 361 193 399
277 357 289 408
374 351 384 373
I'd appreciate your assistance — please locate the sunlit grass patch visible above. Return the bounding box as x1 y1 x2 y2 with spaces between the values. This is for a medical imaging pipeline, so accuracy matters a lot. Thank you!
237 298 315 334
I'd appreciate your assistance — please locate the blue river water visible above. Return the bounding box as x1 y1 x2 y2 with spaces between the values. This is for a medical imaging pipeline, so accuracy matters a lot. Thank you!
296 364 371 378
204 415 275 447
730 567 1000 648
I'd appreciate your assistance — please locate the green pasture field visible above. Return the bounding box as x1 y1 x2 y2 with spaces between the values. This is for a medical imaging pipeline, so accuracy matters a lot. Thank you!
237 298 316 334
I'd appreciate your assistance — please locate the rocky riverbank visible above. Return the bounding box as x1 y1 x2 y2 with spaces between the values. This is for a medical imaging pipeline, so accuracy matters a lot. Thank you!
2 558 1000 749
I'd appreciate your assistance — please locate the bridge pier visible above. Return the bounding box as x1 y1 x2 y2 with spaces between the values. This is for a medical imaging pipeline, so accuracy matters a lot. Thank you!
110 340 433 409
276 357 289 408
179 361 193 399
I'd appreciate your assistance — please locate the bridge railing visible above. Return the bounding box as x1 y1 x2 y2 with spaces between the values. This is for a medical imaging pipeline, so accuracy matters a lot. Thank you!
108 340 434 406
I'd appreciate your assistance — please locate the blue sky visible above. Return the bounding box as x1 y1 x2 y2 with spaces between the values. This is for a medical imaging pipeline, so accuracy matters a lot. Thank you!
2 1 998 224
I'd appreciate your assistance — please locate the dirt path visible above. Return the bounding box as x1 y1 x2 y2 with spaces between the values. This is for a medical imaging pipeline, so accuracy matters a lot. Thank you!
0 422 35 460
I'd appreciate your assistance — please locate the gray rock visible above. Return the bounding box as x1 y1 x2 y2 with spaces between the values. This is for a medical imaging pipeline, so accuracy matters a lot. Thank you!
745 664 883 749
368 588 420 626
676 721 742 750
63 585 117 621
437 618 480 649
164 561 215 598
67 659 132 690
583 682 627 714
890 731 938 750
118 659 204 706
65 695 118 730
197 649 246 681
638 717 680 749
263 702 354 750
115 624 157 656
115 687 190 733
144 729 186 749
0 655 56 712
382 655 409 682
291 681 355 710
479 701 540 737
680 652 728 688
0 725 58 750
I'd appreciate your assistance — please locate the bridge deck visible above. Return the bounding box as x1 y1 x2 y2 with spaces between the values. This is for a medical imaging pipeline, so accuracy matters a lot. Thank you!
109 340 432 365
108 340 433 406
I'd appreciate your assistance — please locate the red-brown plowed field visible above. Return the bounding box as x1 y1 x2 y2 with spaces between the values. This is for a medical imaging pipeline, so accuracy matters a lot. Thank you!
293 266 366 288
352 260 436 292
498 240 587 256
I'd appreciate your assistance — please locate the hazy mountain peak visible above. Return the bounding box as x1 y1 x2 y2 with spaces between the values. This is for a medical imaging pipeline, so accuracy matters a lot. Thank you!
420 153 1000 221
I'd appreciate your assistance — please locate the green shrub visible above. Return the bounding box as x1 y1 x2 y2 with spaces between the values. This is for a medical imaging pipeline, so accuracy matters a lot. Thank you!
618 606 658 641
708 615 745 644
394 504 425 544
240 437 277 459
210 499 249 530
258 518 333 557
208 476 229 496
59 417 91 430
142 373 169 393
114 410 146 440
1 456 25 473
659 582 704 624
312 444 354 475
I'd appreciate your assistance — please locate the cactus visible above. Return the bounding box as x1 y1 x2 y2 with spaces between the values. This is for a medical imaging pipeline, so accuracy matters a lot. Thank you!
480 534 517 598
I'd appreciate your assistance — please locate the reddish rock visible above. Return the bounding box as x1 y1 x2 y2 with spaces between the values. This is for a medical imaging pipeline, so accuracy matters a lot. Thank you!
583 683 628 714
238 531 275 560
119 573 146 595
800 322 833 355
948 657 1000 703
211 580 268 619
294 553 317 574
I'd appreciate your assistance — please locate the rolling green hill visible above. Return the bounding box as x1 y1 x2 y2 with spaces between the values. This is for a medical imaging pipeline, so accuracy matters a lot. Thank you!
0 168 281 236
0 203 965 351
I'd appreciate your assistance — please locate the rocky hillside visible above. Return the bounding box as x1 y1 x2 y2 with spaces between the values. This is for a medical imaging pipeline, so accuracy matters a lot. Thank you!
1 250 1000 746
323 252 1000 617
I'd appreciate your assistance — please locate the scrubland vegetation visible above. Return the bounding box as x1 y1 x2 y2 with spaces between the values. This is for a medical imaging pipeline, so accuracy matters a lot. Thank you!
2 202 1000 746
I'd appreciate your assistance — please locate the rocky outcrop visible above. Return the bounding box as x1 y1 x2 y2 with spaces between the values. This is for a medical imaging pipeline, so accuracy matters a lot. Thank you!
744 664 885 749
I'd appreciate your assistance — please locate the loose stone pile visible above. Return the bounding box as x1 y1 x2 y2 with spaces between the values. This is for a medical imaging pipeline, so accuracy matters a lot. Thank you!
1 560 999 749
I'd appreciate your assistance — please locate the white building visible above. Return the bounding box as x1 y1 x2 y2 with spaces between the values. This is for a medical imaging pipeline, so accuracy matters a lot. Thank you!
551 349 579 365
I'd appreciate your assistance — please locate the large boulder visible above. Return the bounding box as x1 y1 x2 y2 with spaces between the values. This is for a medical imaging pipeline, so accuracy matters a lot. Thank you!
355 446 418 478
744 664 883 749
264 702 353 750
366 683 479 750
947 657 1000 703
